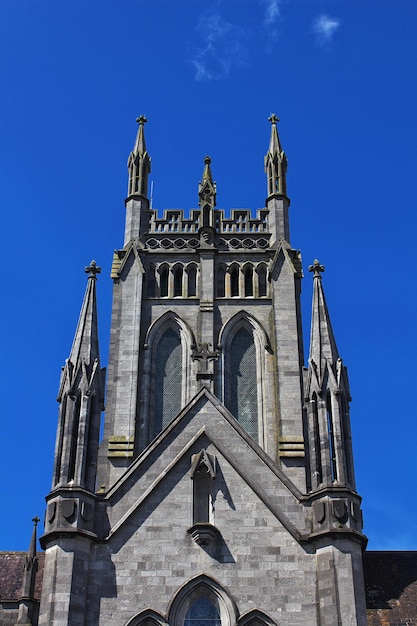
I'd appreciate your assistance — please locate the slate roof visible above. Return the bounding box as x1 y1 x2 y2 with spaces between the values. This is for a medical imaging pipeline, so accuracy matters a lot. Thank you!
364 551 417 625
0 552 44 601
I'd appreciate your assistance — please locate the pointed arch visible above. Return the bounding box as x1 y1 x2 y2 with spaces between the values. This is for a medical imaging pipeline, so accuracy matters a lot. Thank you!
158 263 169 297
242 263 254 297
125 609 168 626
173 263 184 297
186 263 198 298
141 312 196 445
216 263 226 298
238 609 276 626
146 263 157 298
229 263 240 297
168 575 237 626
255 263 268 297
218 312 271 445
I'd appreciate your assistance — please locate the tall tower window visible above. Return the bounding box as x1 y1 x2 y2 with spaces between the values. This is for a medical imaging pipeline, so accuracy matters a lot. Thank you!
228 327 258 441
257 264 268 297
216 266 226 298
187 264 197 297
174 266 183 297
230 266 239 297
153 328 182 437
244 266 253 297
184 599 221 626
160 266 169 297
146 265 157 298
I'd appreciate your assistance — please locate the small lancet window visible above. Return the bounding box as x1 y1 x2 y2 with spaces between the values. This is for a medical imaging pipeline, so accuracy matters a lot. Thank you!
160 266 169 297
244 266 253 297
146 266 157 298
174 266 183 297
326 392 337 482
216 266 225 298
257 265 267 297
230 266 239 297
187 265 197 297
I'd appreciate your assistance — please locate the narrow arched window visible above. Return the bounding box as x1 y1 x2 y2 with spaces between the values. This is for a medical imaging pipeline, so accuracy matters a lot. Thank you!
244 266 253 297
327 392 337 481
153 328 182 438
228 327 258 440
174 266 183 297
146 265 157 298
184 599 221 626
160 266 169 297
216 266 225 298
257 265 267 297
230 266 239 297
187 265 197 297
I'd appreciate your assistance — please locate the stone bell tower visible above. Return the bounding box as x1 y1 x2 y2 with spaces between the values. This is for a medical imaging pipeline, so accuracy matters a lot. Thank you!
39 116 367 625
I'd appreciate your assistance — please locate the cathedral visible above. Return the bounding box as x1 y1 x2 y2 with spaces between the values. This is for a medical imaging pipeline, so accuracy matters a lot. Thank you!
1 117 416 625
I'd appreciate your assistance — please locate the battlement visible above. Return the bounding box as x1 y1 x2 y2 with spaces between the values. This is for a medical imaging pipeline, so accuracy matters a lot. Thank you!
147 208 270 234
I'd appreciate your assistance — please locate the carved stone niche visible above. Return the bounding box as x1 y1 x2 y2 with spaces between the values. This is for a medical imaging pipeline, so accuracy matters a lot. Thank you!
188 450 219 546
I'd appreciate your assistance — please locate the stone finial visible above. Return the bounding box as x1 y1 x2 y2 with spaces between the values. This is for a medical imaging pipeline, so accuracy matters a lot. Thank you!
85 260 101 279
268 113 280 125
136 114 148 126
308 259 325 277
32 516 40 526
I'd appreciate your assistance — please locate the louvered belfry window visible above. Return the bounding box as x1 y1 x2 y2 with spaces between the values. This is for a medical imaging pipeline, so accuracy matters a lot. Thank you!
229 327 258 441
153 327 182 437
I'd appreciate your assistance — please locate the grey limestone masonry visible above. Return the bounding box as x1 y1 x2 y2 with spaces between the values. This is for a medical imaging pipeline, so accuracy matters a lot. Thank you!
38 118 368 625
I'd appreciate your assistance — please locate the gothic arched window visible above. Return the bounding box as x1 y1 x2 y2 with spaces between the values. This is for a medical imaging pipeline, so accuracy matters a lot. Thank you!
153 327 182 438
230 266 239 297
216 266 225 298
160 265 169 297
187 264 197 297
174 265 183 297
146 265 157 298
228 327 258 441
244 265 253 297
257 264 268 297
184 599 221 626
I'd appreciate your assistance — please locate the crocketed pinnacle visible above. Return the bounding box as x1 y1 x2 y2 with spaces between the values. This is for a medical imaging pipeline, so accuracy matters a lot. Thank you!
308 259 340 379
67 261 101 370
127 115 151 197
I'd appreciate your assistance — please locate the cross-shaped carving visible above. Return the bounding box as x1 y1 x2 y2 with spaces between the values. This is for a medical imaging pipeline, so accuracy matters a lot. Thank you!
191 343 219 377
268 113 280 125
85 260 101 278
32 516 40 526
308 259 325 277
136 115 148 126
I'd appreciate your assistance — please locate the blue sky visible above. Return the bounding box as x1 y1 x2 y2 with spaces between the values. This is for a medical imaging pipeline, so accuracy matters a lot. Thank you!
1 0 416 551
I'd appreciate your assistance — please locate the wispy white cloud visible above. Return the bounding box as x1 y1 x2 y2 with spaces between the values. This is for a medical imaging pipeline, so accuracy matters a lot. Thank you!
260 0 283 45
262 0 281 25
191 12 248 81
312 14 341 47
